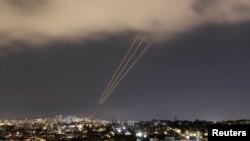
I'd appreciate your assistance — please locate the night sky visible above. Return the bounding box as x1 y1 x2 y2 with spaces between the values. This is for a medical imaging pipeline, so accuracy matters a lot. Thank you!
0 0 250 120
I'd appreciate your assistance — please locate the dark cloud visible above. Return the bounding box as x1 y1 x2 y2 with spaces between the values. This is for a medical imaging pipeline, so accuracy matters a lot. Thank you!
0 0 250 48
193 0 217 14
5 0 47 13
234 4 250 13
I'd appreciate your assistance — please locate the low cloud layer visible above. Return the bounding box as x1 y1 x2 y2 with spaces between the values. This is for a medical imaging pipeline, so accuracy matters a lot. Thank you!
0 0 250 46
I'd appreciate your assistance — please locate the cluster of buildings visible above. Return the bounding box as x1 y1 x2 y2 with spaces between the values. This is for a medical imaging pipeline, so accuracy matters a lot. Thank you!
0 116 249 141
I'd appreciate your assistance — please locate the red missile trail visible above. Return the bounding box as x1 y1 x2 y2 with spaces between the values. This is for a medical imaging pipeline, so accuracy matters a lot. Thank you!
100 41 153 104
89 111 96 120
98 39 144 104
97 34 140 104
